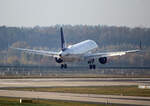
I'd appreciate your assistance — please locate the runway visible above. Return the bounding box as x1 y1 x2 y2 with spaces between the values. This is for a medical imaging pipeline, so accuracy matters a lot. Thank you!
0 78 150 88
0 78 150 105
0 90 150 105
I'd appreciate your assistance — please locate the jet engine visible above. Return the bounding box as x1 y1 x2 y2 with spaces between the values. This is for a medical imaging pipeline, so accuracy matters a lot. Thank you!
99 57 107 64
55 57 63 63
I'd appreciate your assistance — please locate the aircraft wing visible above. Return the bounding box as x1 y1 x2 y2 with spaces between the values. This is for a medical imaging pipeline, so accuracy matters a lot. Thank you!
84 49 140 58
10 47 59 57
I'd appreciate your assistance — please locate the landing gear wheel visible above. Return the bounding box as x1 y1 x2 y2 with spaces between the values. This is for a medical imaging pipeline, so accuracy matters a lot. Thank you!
61 64 64 69
64 64 67 69
93 65 96 69
61 64 67 69
89 64 96 69
89 65 92 69
88 59 96 70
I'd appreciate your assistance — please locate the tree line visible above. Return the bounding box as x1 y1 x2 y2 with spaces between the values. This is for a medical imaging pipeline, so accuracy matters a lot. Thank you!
0 25 150 66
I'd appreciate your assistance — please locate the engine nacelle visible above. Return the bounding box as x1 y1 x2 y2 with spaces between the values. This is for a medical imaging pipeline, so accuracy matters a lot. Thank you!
99 57 107 64
55 57 63 63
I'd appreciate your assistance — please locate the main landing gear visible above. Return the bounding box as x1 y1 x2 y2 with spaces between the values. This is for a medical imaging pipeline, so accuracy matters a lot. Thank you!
61 64 67 69
88 59 96 69
89 64 96 69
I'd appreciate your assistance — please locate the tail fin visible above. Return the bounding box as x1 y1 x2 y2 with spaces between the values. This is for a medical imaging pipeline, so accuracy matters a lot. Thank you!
60 27 66 51
139 40 142 50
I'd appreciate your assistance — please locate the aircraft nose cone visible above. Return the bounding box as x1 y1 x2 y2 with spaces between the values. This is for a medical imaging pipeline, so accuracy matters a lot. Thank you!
59 52 67 57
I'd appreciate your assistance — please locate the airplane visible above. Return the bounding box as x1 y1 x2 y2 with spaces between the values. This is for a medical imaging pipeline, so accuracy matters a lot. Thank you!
11 27 141 69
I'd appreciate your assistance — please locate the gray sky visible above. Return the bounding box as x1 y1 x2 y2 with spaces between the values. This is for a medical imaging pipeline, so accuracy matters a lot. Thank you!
0 0 150 27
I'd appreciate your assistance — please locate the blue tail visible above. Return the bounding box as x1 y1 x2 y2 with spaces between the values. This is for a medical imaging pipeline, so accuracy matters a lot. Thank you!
60 27 66 51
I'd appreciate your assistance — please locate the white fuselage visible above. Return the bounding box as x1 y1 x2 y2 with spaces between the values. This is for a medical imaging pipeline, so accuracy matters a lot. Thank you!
59 40 98 62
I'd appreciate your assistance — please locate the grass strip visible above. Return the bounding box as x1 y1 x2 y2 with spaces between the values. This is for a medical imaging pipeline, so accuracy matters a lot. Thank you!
3 86 150 97
0 97 119 106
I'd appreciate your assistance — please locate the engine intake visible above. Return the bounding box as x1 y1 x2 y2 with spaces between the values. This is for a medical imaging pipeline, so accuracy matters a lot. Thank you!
99 57 107 64
55 57 63 63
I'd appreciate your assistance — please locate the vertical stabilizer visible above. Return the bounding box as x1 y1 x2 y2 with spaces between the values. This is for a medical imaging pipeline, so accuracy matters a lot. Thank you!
60 27 66 51
140 40 142 50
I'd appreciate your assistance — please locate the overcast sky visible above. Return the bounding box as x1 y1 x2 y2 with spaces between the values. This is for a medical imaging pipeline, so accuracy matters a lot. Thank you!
0 0 150 27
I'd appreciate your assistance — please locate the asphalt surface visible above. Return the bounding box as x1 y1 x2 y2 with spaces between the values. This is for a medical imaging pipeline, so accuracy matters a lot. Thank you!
0 90 150 105
0 78 150 88
0 78 150 105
